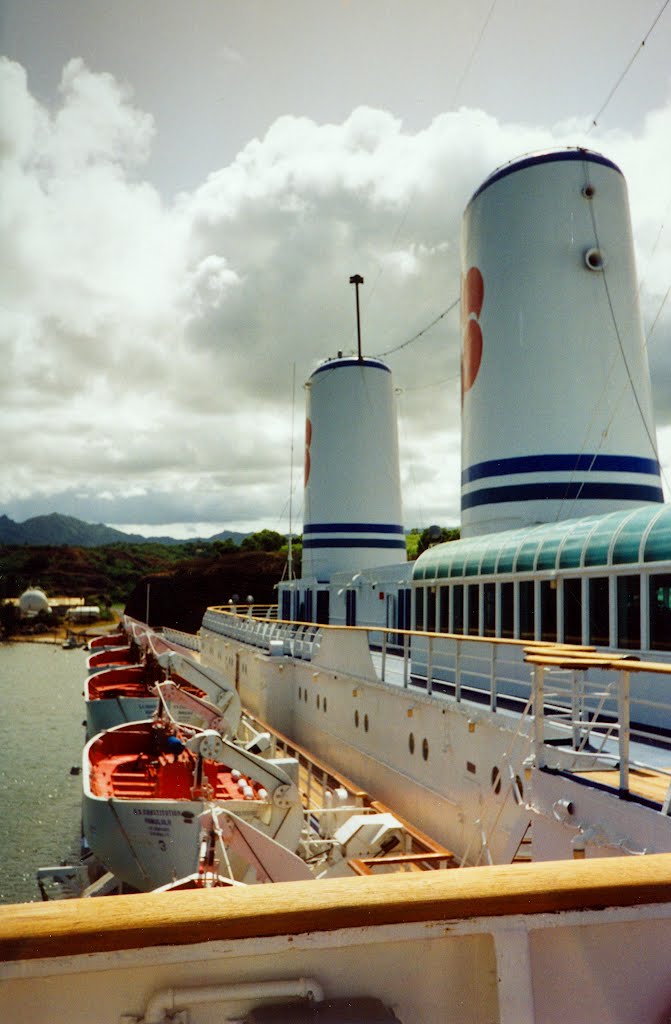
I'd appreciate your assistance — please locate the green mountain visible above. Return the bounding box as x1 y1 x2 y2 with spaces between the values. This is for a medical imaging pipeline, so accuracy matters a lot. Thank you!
0 513 245 547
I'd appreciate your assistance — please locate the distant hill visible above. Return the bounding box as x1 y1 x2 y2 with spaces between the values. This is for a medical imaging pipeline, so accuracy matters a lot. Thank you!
0 513 246 547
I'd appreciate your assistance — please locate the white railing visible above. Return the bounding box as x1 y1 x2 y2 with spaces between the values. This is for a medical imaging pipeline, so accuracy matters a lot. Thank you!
528 658 671 811
162 627 200 652
202 608 320 660
201 608 671 808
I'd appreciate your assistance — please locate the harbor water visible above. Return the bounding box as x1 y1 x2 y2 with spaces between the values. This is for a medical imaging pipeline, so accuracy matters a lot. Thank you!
0 642 88 903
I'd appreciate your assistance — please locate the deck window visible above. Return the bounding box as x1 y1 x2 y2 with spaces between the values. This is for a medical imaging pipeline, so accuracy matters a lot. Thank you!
483 582 496 637
540 580 557 642
398 588 412 632
500 582 514 638
439 587 450 632
519 581 535 640
316 590 330 624
650 573 671 651
563 578 583 645
452 585 464 634
467 584 480 636
588 577 610 646
414 587 424 631
616 575 640 650
426 588 436 633
346 589 357 627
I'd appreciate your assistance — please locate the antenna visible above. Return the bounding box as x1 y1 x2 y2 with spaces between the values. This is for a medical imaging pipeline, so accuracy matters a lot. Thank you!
349 274 364 361
287 362 296 581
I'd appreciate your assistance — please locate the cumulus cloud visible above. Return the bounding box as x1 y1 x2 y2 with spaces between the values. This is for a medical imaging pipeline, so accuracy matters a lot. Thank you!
2 56 671 535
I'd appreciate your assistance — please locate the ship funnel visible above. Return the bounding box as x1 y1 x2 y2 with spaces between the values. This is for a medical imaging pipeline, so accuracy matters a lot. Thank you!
301 355 405 582
460 148 662 537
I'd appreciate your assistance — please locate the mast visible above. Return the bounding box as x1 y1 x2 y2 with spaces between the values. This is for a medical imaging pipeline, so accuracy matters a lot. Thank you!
349 274 364 361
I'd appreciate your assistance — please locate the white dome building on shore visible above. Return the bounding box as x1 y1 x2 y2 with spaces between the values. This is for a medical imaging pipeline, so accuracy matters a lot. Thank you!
18 587 51 617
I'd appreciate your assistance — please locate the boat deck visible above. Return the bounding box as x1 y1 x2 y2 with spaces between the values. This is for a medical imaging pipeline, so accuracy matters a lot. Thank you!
574 765 671 804
90 750 265 802
87 674 204 702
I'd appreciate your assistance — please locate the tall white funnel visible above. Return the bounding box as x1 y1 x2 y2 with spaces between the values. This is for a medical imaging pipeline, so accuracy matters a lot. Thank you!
460 148 662 537
302 355 405 582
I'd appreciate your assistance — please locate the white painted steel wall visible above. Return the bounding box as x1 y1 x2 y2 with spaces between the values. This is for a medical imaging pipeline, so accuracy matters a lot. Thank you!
302 356 405 581
461 149 662 537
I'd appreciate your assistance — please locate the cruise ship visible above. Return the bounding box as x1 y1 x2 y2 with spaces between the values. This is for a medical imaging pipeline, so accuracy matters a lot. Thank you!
3 148 671 1024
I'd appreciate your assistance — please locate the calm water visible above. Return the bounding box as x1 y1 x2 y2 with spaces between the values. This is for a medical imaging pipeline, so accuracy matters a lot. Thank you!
0 642 88 903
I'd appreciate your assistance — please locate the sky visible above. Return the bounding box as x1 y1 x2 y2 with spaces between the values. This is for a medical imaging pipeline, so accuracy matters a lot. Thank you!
2 0 671 539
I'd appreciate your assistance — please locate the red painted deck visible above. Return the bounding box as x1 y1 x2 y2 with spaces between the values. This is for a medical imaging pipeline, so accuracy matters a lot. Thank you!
87 669 204 703
88 724 264 802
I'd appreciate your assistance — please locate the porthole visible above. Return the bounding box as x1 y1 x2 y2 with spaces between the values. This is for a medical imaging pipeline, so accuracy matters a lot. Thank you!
581 184 595 199
304 689 308 703
298 686 302 700
323 697 328 712
317 694 320 709
584 247 605 271
355 709 359 728
364 713 369 733
408 732 415 755
491 766 502 795
422 738 429 761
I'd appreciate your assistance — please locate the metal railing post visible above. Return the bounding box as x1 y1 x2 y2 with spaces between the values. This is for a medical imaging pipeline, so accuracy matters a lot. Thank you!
381 629 387 683
427 637 433 695
490 645 497 712
571 670 582 750
455 642 461 702
532 665 545 769
618 670 631 795
403 633 409 688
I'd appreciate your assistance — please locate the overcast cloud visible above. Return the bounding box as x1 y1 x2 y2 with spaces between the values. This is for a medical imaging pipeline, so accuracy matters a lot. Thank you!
2 26 671 536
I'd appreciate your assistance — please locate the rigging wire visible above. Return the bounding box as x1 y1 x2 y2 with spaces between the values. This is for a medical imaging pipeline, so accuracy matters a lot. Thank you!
559 159 670 519
645 281 671 346
451 0 500 106
364 0 498 338
638 191 671 300
639 194 671 353
587 0 670 132
373 296 460 358
399 371 461 393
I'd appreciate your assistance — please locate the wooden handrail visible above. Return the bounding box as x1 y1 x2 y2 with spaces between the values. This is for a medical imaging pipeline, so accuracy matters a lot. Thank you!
2 854 671 963
525 651 671 675
204 607 601 652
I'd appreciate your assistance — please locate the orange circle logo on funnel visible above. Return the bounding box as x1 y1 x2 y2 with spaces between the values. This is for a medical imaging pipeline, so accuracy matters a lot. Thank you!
304 418 312 486
461 266 484 399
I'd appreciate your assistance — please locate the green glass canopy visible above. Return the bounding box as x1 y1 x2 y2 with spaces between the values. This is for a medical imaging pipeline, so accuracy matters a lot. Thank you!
413 505 671 582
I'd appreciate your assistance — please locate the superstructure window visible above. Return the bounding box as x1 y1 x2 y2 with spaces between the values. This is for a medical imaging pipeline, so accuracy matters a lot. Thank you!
452 585 464 634
650 573 671 651
439 587 450 632
346 589 357 627
616 576 640 650
500 582 514 638
483 583 496 637
588 577 610 647
414 587 424 631
519 581 535 640
563 578 583 645
540 580 557 642
467 584 479 635
316 590 330 624
426 588 436 632
398 589 412 632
